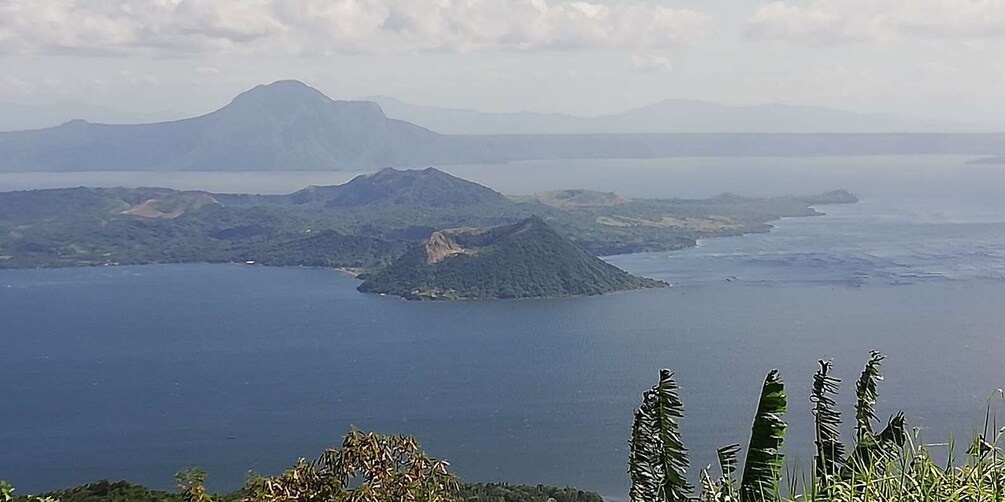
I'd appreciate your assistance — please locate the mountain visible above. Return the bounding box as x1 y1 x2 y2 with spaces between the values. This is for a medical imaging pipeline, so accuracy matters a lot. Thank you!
286 167 508 208
357 216 667 300
0 80 487 172
0 102 186 132
367 96 970 134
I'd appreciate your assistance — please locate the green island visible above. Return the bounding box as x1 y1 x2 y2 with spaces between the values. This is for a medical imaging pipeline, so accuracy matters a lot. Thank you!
0 167 856 300
357 216 667 300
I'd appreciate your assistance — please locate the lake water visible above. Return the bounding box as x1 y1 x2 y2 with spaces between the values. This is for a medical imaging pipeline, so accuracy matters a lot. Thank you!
2 156 1005 499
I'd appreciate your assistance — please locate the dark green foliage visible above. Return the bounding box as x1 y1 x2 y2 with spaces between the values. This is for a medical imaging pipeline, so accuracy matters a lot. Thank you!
15 481 601 502
358 216 666 300
877 412 907 451
17 480 242 502
810 360 845 487
740 370 788 502
628 369 691 502
458 484 603 502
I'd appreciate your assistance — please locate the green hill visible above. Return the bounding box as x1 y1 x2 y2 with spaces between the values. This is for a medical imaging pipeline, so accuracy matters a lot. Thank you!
358 216 667 300
286 167 509 208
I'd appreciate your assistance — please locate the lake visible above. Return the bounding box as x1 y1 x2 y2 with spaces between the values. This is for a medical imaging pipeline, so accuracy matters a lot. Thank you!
2 156 1005 499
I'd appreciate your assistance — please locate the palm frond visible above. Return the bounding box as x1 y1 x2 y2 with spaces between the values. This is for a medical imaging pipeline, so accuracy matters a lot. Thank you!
810 359 845 487
630 388 663 502
740 370 787 502
629 369 692 502
854 351 885 440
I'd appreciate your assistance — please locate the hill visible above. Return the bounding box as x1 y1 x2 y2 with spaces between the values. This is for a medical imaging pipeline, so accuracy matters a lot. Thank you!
285 167 508 208
357 216 666 300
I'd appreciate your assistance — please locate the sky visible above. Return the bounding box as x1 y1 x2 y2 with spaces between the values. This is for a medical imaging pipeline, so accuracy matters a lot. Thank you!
1 0 1004 123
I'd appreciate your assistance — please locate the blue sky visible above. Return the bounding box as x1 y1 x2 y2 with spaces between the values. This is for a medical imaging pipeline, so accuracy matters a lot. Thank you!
1 0 1003 124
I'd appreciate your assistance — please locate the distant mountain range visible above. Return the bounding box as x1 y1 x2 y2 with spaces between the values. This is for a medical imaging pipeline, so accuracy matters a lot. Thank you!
366 96 973 135
2 80 1004 173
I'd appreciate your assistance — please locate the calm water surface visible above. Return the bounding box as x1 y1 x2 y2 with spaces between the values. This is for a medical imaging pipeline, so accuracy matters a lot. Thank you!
2 156 1005 499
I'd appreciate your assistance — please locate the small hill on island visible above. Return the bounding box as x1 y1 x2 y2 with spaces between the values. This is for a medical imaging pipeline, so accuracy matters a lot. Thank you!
287 167 508 208
357 216 666 300
515 189 628 208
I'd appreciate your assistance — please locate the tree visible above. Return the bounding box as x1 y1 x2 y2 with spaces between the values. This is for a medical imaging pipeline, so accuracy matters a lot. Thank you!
244 429 460 502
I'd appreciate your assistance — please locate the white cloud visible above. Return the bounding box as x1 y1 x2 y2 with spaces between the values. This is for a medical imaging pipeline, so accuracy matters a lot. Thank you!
748 0 1005 44
0 0 711 56
0 75 33 94
195 66 223 77
630 53 672 72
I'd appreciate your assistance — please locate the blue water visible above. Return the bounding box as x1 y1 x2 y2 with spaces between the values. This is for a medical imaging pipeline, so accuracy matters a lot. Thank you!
3 156 1005 499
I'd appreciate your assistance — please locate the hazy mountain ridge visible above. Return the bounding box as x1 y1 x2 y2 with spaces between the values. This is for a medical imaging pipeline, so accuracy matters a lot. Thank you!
1 81 1004 173
367 95 972 134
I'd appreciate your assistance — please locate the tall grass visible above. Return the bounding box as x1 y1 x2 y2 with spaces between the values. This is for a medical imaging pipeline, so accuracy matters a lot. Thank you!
785 424 1005 501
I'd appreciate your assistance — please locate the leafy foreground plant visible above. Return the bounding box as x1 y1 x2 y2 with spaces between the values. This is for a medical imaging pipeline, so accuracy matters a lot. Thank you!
241 428 458 502
628 352 972 502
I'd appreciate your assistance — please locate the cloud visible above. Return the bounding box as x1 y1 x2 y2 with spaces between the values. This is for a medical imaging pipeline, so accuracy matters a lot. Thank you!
630 53 672 72
0 0 711 56
748 0 1005 44
0 76 33 94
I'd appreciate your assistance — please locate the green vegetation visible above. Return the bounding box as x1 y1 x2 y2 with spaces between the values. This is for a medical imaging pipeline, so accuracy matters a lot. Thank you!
627 352 1005 501
358 216 666 299
458 484 602 502
3 431 599 502
7 481 601 502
